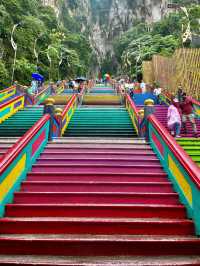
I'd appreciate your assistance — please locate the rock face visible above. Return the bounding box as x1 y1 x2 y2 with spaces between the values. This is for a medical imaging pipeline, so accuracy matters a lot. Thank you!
42 0 168 63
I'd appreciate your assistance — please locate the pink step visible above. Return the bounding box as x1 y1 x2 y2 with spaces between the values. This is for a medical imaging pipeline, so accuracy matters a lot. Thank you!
39 154 158 160
5 204 186 219
21 181 173 193
13 192 180 205
36 159 161 166
46 144 151 149
0 254 200 265
0 217 194 235
42 148 154 155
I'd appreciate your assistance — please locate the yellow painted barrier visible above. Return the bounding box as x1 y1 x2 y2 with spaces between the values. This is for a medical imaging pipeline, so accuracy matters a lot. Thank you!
0 95 24 124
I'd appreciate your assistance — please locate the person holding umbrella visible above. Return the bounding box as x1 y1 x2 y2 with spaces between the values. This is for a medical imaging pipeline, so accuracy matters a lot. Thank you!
31 73 44 94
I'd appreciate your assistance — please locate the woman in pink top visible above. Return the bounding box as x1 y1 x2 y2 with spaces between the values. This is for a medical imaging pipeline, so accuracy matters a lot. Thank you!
167 99 182 138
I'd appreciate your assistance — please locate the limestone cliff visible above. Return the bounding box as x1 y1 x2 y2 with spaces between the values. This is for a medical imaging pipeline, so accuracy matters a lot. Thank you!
42 0 168 63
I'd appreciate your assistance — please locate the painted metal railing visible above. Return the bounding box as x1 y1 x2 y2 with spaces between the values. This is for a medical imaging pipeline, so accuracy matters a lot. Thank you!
0 95 24 124
51 88 85 138
25 86 51 105
61 94 77 135
191 98 200 118
0 114 50 216
56 83 65 94
0 86 16 103
148 115 200 235
125 94 139 135
124 94 200 234
159 91 171 106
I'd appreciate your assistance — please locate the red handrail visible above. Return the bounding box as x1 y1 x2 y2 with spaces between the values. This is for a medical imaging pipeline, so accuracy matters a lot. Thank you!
62 94 76 118
0 114 50 174
148 114 200 188
0 86 16 94
0 94 24 109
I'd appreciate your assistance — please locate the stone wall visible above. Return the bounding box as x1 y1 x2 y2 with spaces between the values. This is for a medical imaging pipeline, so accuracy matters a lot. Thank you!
142 48 200 99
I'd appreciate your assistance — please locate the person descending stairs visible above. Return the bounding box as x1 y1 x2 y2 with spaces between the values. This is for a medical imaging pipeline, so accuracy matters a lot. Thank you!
0 85 199 265
0 106 44 137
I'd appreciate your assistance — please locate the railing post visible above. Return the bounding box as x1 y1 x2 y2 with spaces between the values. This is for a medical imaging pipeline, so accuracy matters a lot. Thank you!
52 108 63 138
43 98 55 140
143 99 155 141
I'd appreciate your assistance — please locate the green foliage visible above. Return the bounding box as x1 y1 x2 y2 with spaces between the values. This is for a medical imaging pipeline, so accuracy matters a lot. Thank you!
0 0 92 86
114 2 200 78
15 58 36 84
0 60 9 85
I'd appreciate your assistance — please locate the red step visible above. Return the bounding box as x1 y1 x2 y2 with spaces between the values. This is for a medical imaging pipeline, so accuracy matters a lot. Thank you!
13 192 180 205
26 172 168 182
39 153 157 160
36 158 160 166
0 235 200 256
42 148 154 154
31 165 164 174
0 218 194 235
6 204 186 219
21 181 173 193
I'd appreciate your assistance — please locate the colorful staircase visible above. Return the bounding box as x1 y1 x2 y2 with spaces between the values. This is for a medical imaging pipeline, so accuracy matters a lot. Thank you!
83 85 121 105
0 138 200 264
0 137 18 159
0 85 200 265
63 107 137 137
153 105 200 138
0 106 43 136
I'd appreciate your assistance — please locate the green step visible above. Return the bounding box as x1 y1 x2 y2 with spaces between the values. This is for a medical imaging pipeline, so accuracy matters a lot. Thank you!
64 106 137 138
0 106 43 137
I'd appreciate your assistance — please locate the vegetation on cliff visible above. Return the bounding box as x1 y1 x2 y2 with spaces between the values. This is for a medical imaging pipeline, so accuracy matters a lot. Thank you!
0 0 92 86
114 3 200 78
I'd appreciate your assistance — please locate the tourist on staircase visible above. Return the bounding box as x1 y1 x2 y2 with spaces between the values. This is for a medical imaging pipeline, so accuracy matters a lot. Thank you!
167 98 182 138
153 86 162 104
180 93 198 137
140 80 146 94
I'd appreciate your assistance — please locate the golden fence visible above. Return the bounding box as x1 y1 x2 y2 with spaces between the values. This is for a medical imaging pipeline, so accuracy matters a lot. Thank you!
142 48 200 99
